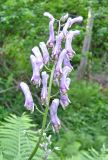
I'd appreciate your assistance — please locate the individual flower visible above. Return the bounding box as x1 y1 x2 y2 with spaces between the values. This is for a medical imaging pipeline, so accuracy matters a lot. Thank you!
30 55 41 86
59 66 72 93
41 71 49 105
60 77 71 94
52 32 64 59
60 93 71 109
65 30 80 59
20 82 34 112
55 49 66 77
39 42 50 64
63 54 73 69
62 66 72 77
63 16 83 36
44 12 55 47
32 46 43 69
50 99 61 132
53 73 59 86
62 17 72 36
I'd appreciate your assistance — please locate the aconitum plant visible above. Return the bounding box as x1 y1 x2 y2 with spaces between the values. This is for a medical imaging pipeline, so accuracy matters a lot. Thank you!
20 12 83 160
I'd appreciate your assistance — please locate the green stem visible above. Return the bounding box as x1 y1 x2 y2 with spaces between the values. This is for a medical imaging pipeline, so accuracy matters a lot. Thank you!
28 64 55 160
50 91 59 98
35 104 44 115
44 65 51 72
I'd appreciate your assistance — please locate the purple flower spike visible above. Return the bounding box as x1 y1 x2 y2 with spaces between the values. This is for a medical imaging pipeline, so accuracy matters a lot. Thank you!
60 93 71 109
41 71 49 105
63 54 73 69
32 46 43 70
63 16 83 36
44 12 55 48
65 30 80 59
39 42 50 64
30 55 41 86
20 82 34 112
60 77 71 94
55 49 66 77
50 99 61 132
52 32 64 59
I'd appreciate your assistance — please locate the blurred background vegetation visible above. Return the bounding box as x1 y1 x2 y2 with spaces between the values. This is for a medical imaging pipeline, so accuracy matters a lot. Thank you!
0 0 108 159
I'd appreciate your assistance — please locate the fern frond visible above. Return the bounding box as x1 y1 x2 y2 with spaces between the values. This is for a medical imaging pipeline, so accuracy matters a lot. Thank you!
0 113 43 160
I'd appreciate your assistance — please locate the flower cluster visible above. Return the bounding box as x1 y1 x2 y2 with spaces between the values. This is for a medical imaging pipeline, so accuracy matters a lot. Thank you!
20 12 83 132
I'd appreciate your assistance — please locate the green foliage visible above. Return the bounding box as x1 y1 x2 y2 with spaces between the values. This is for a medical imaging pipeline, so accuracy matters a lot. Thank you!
1 0 108 113
53 79 108 159
0 113 43 159
0 0 108 105
0 0 85 77
65 146 108 160
0 0 107 61
1 111 108 160
0 74 25 120
83 147 108 160
0 113 59 160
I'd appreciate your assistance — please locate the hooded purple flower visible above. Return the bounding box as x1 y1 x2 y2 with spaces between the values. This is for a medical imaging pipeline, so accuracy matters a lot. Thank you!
60 93 70 109
20 82 34 112
44 12 55 48
60 77 71 94
39 42 50 64
50 99 61 132
55 49 66 77
60 66 72 93
41 71 49 105
62 66 72 77
63 16 83 36
52 32 64 59
65 30 80 59
53 73 59 86
32 46 43 70
63 54 73 69
30 55 41 86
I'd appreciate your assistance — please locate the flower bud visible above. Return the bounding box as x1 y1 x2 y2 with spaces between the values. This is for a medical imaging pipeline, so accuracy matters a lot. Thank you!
60 93 70 109
55 49 66 77
65 30 80 59
63 16 83 36
30 55 41 86
39 42 50 64
20 82 34 112
60 13 69 22
32 46 43 69
44 12 55 48
50 99 61 132
41 71 49 105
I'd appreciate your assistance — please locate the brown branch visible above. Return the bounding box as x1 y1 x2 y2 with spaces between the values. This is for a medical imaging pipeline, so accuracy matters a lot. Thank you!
77 7 94 80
